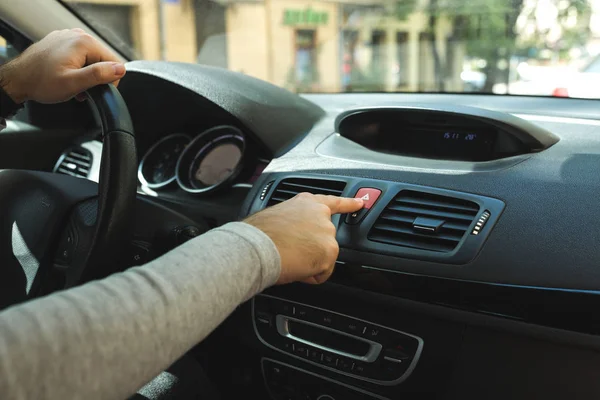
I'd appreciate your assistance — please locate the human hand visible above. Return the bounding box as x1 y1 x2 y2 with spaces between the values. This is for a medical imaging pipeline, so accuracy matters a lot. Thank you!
244 193 363 285
0 29 125 104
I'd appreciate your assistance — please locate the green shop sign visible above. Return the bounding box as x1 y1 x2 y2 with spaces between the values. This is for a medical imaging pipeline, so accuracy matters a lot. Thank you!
283 8 329 26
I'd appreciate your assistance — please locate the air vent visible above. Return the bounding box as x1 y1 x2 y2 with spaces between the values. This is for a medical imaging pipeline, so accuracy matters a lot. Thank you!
54 147 92 178
267 178 346 207
369 190 480 252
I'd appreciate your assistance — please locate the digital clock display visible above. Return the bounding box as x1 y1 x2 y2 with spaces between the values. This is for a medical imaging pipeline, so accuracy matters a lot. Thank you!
340 111 498 161
443 132 479 141
433 130 496 160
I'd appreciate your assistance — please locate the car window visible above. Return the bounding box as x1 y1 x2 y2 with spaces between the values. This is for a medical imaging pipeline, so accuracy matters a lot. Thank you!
0 34 18 66
63 0 600 98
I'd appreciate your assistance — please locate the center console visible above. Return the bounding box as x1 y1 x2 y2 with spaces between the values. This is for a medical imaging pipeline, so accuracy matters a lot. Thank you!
253 294 423 389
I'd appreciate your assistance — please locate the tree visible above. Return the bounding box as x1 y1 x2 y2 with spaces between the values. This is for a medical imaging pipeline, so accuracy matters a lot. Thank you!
396 0 592 92
517 0 592 56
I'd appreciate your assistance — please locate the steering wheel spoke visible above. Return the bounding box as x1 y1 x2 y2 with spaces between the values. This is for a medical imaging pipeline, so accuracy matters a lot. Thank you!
0 85 137 308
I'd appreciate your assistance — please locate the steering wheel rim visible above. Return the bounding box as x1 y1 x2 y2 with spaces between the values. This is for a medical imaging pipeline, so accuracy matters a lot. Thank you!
61 84 138 286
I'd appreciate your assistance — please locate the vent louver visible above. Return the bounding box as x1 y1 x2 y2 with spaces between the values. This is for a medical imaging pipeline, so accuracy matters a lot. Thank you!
267 178 346 207
54 147 92 178
369 190 480 252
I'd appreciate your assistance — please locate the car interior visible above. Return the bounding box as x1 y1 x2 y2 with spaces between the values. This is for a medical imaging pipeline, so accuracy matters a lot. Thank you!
2 1 600 399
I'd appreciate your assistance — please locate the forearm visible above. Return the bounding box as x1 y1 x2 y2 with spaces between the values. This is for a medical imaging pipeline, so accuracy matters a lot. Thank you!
0 222 280 400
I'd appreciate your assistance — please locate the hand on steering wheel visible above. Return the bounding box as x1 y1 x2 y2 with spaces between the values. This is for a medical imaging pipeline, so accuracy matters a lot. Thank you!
0 28 126 104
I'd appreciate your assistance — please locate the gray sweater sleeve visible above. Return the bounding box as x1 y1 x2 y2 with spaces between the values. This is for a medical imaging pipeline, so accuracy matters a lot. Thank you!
0 221 281 400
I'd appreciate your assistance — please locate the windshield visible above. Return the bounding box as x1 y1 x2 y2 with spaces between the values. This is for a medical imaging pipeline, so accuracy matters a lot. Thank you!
63 0 600 99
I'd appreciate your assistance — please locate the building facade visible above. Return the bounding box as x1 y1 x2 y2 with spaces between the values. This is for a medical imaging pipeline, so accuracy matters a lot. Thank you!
66 0 463 92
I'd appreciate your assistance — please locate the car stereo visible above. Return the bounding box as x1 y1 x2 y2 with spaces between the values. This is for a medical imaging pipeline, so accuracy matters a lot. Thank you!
253 294 424 386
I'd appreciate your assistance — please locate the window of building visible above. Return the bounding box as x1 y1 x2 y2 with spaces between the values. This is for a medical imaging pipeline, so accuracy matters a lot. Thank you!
396 32 409 88
418 32 435 91
293 29 318 91
371 30 387 90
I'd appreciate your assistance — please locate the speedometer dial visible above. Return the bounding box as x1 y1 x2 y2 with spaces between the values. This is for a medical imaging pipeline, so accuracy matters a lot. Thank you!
176 126 245 194
138 134 190 189
190 143 243 187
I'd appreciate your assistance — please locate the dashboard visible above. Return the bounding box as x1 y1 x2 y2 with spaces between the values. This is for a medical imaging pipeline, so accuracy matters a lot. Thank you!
44 62 600 400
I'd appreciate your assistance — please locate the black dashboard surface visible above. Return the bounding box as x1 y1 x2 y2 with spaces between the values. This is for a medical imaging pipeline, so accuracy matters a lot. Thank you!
124 61 324 158
109 64 600 324
56 63 600 316
245 94 600 292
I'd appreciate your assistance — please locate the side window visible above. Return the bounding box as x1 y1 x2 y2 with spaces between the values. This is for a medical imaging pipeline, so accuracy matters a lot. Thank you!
0 34 20 66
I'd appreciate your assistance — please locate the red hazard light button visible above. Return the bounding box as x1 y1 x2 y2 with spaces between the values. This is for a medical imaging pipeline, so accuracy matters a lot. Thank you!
354 188 382 209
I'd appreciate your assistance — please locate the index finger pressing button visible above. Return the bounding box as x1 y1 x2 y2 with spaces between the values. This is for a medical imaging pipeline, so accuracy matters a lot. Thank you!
354 188 382 209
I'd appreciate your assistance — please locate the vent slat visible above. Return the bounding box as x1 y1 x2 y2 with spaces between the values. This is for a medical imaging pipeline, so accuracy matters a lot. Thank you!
269 196 291 203
369 190 479 253
64 156 91 166
395 197 479 214
379 213 471 232
385 204 475 222
267 178 346 207
372 223 463 242
55 147 92 179
278 182 344 196
369 231 457 253
67 152 92 161
275 188 308 197
57 168 80 177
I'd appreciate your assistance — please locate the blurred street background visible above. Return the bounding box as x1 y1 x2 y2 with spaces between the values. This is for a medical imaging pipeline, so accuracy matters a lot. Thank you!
6 0 600 97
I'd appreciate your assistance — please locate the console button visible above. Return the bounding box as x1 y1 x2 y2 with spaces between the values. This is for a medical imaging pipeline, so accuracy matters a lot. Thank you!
293 343 309 357
345 188 382 225
354 188 382 209
352 362 367 375
295 306 312 320
275 302 295 316
345 208 369 225
336 320 366 336
337 357 354 372
315 312 336 327
383 347 411 362
281 340 294 353
255 311 272 327
322 353 338 367
353 362 381 379
365 326 382 339
308 348 322 362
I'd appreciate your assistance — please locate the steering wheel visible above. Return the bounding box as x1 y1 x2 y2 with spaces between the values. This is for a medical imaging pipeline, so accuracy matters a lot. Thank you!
0 84 137 307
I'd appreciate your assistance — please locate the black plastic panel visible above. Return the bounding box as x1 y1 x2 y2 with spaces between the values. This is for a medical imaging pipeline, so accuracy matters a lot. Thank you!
124 62 325 157
331 263 600 336
262 358 388 400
